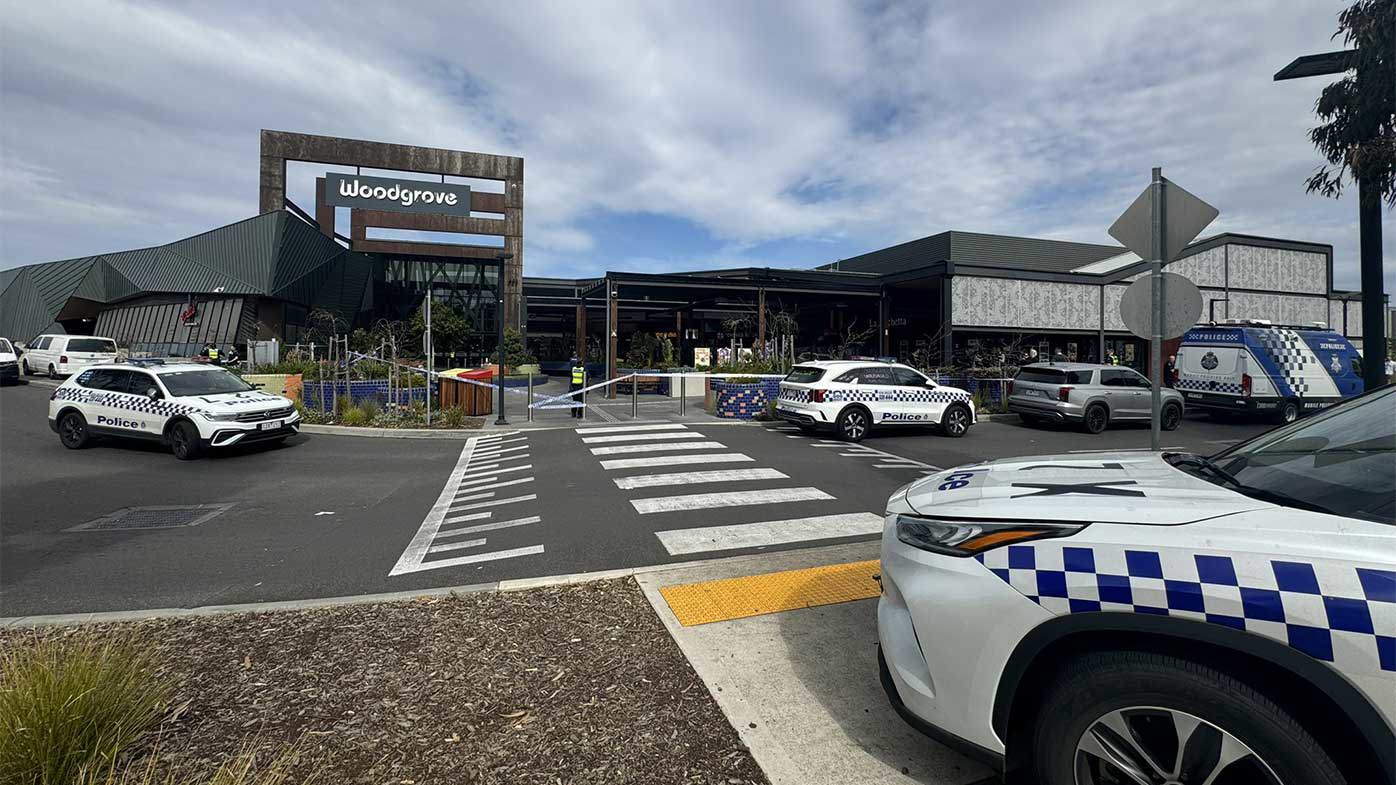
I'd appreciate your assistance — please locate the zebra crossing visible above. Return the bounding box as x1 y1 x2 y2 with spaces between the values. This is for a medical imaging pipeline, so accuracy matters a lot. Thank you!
577 422 883 557
804 435 940 472
389 432 545 576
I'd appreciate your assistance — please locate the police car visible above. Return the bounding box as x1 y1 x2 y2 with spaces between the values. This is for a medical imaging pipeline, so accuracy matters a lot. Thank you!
48 360 300 460
879 385 1394 785
1176 320 1364 423
774 360 975 441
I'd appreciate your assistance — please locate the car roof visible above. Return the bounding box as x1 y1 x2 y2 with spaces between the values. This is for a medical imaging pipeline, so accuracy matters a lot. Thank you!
794 360 905 368
1020 362 1111 371
81 361 218 374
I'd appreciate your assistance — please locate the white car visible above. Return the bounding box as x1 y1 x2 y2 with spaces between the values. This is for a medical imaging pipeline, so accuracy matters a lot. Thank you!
20 334 119 378
774 360 975 441
879 386 1395 785
0 337 18 385
49 360 300 460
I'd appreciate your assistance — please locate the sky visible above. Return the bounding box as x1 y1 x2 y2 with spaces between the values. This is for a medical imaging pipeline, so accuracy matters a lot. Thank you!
1 0 1390 292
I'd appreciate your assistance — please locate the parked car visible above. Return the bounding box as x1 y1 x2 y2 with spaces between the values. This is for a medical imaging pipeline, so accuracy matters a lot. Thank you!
0 337 18 385
774 360 975 441
20 334 119 378
1176 320 1364 423
49 360 300 460
879 385 1395 784
1007 362 1184 434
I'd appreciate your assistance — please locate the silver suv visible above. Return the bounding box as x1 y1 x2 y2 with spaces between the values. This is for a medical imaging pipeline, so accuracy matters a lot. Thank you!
1007 362 1184 433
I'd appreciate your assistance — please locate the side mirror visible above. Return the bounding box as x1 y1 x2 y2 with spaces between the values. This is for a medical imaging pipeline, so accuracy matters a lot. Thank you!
145 387 161 400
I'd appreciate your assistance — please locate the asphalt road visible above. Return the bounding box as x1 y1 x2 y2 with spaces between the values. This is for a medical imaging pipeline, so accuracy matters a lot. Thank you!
1 380 1272 616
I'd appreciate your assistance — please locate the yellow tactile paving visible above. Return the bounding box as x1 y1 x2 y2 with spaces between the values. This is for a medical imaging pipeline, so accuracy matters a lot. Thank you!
659 560 881 626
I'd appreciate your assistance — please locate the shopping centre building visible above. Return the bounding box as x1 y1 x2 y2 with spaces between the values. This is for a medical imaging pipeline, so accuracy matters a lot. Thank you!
0 130 1374 376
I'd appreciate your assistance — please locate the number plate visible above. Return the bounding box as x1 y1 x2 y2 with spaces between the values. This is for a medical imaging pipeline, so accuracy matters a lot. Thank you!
1024 388 1047 398
1185 392 1201 399
259 420 280 431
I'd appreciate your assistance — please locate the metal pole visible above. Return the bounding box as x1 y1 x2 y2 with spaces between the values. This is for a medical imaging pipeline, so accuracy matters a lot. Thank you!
631 374 638 419
527 372 534 422
680 374 686 417
1150 167 1164 452
495 280 508 425
425 288 432 426
580 383 587 421
1358 176 1386 390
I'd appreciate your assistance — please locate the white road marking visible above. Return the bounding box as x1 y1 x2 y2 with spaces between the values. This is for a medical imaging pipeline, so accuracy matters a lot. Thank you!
1066 446 1185 453
784 435 802 439
811 443 846 448
449 493 539 512
472 444 530 458
574 423 689 435
601 453 755 470
581 431 706 444
477 435 527 447
412 544 545 572
822 440 940 471
613 468 788 489
839 452 875 457
589 441 726 456
438 515 541 537
459 463 532 479
655 512 884 555
468 452 531 466
443 511 492 525
874 463 923 469
428 538 488 553
449 491 496 506
391 439 481 576
630 487 833 514
455 476 533 494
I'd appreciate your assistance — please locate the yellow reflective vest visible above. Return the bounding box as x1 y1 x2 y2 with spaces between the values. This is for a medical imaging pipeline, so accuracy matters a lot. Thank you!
571 366 585 385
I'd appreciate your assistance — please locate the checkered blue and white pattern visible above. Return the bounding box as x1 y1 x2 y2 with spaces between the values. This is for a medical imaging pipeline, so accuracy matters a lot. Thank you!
827 387 970 404
1254 328 1312 397
777 385 812 403
1175 377 1243 394
53 386 200 418
977 543 1396 675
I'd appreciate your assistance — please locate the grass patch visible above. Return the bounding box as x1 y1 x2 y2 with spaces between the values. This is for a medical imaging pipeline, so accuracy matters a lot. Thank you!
1 637 171 785
86 745 313 785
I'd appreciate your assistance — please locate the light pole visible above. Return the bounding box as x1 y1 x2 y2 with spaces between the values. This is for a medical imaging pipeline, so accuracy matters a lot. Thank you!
1275 50 1386 389
494 252 513 426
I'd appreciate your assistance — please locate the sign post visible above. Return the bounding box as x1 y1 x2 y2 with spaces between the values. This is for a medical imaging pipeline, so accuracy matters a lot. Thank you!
1109 168 1217 450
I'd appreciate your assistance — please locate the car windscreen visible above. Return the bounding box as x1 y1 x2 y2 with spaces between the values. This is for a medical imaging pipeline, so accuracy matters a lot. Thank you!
1015 367 1091 384
0 339 11 354
784 366 825 384
1208 386 1395 524
67 338 117 353
158 369 254 396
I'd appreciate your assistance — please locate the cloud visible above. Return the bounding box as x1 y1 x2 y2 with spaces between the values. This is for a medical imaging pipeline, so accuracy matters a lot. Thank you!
1 0 1389 295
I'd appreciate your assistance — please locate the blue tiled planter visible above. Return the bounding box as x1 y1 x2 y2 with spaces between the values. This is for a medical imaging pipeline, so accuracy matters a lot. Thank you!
302 380 434 408
712 379 781 419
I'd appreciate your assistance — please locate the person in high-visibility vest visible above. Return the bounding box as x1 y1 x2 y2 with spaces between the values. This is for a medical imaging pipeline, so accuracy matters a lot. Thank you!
569 356 586 419
205 343 220 365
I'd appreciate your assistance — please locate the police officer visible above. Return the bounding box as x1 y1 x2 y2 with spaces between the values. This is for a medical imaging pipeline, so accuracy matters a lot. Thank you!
204 342 220 365
569 356 586 419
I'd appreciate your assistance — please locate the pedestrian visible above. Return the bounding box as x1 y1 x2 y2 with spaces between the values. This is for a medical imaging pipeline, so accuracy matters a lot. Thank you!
203 342 220 365
1164 354 1177 387
569 355 586 419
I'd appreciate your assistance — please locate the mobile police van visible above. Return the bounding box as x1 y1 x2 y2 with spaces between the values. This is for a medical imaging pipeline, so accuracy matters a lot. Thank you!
1175 320 1364 422
48 360 300 460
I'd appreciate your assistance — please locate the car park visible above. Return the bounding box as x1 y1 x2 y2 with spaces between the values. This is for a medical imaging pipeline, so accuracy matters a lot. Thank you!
774 360 975 442
0 337 18 385
19 334 119 378
878 385 1395 785
1176 320 1364 423
1007 362 1184 434
48 360 301 460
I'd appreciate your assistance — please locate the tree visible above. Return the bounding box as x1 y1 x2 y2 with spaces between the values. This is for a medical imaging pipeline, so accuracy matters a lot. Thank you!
1304 1 1394 207
408 301 471 356
491 328 536 371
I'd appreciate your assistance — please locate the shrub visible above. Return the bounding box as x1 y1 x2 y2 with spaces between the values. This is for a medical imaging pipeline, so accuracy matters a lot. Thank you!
83 745 315 785
340 407 372 427
0 636 171 785
333 395 354 415
439 406 467 429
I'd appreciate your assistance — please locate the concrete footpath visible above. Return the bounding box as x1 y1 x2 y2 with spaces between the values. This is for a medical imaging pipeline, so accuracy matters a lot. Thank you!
636 542 996 785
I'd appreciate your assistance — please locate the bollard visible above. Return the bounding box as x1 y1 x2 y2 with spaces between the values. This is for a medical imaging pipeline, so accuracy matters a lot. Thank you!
680 374 686 417
581 384 587 421
631 375 638 419
527 372 534 422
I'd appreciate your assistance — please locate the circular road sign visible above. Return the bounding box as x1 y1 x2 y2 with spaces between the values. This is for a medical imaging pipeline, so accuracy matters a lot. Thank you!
1120 272 1203 340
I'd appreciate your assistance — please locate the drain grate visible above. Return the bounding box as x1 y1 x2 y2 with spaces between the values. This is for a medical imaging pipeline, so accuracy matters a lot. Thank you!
68 504 235 532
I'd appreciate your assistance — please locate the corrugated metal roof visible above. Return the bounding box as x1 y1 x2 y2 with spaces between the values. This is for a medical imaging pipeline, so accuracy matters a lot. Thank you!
31 256 98 313
0 268 52 342
271 214 348 295
165 212 279 291
821 232 952 275
947 231 1123 273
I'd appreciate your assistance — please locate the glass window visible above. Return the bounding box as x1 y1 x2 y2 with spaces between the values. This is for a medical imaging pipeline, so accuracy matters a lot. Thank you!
126 372 161 397
855 367 895 386
79 368 132 392
67 338 117 353
784 366 825 384
1122 370 1152 388
0 338 12 353
33 337 51 350
1208 387 1395 524
1015 367 1092 384
834 370 860 383
1100 369 1131 387
158 369 253 397
891 367 928 386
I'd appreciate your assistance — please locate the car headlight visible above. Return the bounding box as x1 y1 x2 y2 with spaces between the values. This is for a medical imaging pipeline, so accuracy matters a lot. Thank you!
894 515 1085 556
203 411 241 422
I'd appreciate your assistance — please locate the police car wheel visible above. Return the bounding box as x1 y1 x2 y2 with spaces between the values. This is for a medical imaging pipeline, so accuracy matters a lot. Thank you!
1278 400 1299 424
169 421 204 461
58 411 90 449
941 403 971 438
1082 404 1108 434
1032 651 1345 785
1161 403 1182 431
837 407 869 442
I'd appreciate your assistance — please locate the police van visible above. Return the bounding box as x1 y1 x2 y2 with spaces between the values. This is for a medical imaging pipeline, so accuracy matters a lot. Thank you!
48 360 300 460
1175 320 1364 422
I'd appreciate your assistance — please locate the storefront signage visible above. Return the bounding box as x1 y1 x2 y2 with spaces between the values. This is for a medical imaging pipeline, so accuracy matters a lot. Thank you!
324 173 471 217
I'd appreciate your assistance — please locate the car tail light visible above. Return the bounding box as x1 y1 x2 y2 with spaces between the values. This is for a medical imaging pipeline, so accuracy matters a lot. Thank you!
895 515 1086 556
811 389 826 403
1241 374 1252 397
1058 386 1073 402
59 355 69 364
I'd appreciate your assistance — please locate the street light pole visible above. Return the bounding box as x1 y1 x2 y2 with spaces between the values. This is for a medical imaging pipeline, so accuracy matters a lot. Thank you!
494 252 513 426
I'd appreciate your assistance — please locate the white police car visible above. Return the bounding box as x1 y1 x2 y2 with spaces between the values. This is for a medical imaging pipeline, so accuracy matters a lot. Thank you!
49 360 300 460
879 385 1394 785
774 360 975 441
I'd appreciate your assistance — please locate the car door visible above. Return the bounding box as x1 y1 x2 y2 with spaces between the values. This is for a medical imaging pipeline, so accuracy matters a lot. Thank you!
27 336 53 372
1099 368 1146 419
849 366 898 424
123 370 171 438
887 365 938 425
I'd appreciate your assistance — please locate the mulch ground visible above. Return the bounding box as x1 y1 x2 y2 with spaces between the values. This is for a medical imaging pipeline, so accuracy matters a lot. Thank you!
1 579 768 785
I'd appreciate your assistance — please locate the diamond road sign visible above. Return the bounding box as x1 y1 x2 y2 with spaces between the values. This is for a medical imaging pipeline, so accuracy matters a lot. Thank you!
1120 272 1203 341
1108 177 1218 262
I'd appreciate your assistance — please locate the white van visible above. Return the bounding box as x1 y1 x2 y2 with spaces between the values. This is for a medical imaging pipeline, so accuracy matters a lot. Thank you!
1175 321 1364 423
20 334 120 378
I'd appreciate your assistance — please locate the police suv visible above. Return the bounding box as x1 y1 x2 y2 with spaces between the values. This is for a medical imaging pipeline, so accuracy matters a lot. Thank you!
774 360 975 441
879 385 1395 785
49 360 300 460
1176 320 1364 423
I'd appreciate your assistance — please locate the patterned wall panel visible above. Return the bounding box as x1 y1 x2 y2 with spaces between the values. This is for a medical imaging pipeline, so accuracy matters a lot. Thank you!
1226 291 1328 326
953 276 1100 330
1228 245 1327 294
1329 300 1345 333
1103 285 1127 332
1168 247 1225 287
1345 300 1362 337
